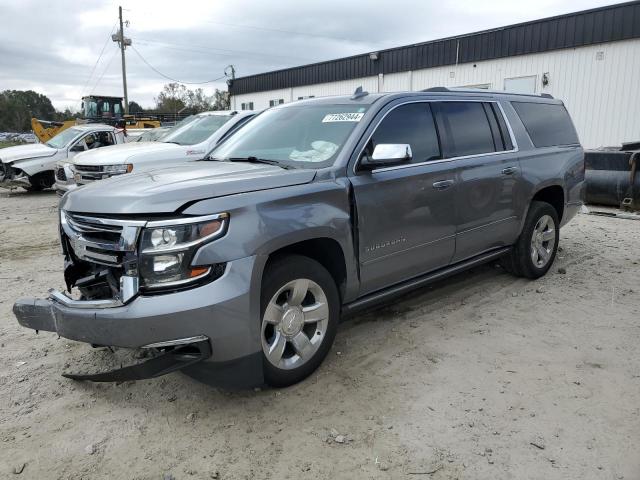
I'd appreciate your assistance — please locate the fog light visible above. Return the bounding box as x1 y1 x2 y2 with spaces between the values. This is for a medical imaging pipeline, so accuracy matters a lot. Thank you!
152 253 183 273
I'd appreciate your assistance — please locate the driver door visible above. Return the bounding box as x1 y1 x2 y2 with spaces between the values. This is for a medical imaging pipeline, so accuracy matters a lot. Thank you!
350 102 458 295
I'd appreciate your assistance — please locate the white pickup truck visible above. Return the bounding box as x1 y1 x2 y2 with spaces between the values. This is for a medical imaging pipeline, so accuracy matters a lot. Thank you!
0 124 125 191
54 111 256 194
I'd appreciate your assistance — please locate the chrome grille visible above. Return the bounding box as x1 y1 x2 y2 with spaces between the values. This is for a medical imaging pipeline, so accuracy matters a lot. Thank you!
61 212 145 267
55 167 67 181
74 164 103 172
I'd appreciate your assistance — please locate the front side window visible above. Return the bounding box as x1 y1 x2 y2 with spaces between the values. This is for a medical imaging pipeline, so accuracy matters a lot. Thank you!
46 127 84 149
365 103 440 164
437 102 496 157
211 104 370 169
161 115 233 146
512 102 579 147
84 100 98 118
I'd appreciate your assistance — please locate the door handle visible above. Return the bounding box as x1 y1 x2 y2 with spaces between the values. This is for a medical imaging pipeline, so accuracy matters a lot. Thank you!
501 166 518 175
432 179 455 190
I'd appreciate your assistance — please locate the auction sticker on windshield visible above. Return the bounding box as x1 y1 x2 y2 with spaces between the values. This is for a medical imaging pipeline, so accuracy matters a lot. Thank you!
322 113 364 123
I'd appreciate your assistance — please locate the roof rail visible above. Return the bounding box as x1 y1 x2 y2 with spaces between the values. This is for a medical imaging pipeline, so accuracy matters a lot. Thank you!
422 86 555 99
421 87 450 92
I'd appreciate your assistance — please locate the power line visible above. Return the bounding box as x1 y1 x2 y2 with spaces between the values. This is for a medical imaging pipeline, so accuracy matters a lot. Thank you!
130 45 228 84
123 8 378 45
89 45 120 94
199 19 377 45
134 37 313 62
79 22 118 101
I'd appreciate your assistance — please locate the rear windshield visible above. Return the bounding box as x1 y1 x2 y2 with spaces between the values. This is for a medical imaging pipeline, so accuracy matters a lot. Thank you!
512 102 579 148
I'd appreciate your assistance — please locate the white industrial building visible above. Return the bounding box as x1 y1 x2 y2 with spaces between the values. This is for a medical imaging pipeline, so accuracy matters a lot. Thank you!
229 1 640 149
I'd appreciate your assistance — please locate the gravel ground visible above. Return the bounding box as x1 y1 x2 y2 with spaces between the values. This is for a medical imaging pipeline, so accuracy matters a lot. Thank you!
1 189 639 480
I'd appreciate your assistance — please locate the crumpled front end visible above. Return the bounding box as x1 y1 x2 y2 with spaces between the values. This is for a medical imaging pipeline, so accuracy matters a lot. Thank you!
13 209 265 387
0 162 31 189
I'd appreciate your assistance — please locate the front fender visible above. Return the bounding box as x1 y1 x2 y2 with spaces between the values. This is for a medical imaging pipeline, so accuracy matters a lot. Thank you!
11 154 63 176
185 179 359 301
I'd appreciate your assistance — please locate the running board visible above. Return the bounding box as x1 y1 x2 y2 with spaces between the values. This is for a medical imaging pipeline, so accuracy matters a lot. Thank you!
343 247 511 316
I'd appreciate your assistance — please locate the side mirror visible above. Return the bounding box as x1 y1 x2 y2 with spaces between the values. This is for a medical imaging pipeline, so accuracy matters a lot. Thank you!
360 144 412 170
70 144 84 152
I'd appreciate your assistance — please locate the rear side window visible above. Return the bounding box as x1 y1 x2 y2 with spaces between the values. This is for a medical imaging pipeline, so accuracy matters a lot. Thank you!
436 102 496 157
512 102 579 147
368 103 441 164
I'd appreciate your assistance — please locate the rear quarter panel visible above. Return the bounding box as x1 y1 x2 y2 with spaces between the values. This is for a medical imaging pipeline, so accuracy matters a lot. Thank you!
501 100 584 229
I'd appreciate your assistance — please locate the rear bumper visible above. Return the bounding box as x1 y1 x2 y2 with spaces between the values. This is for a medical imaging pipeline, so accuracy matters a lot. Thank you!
13 255 266 387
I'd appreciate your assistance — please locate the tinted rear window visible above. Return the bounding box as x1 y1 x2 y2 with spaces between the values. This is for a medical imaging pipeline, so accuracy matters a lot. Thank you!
512 102 579 147
437 102 496 157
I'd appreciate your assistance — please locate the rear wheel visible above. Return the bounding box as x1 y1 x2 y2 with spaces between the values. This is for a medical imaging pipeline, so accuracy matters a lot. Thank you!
260 255 339 387
502 201 559 279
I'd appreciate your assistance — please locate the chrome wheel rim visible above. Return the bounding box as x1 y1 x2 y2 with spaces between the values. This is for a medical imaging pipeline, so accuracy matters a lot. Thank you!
261 278 329 370
530 214 556 268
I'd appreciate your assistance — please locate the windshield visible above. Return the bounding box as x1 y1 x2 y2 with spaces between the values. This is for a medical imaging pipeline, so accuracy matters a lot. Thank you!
161 114 232 146
46 128 83 149
211 104 370 169
137 128 171 142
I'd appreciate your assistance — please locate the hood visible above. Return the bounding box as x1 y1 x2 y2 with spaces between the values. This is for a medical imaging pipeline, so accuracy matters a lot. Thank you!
0 143 56 164
70 141 185 166
61 161 317 214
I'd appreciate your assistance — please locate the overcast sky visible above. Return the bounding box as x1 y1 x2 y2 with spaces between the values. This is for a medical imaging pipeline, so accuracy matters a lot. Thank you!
0 0 626 110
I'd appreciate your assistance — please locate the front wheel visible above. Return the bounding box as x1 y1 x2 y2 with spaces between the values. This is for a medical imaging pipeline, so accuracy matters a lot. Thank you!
25 171 55 191
502 201 560 279
260 255 339 387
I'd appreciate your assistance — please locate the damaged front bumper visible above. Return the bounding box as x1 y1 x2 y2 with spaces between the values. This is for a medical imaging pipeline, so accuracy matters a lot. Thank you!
0 162 30 189
13 292 212 382
0 174 30 189
13 255 265 388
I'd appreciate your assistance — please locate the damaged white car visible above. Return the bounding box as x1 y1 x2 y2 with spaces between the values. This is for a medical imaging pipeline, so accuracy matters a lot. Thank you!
54 111 257 194
0 124 125 191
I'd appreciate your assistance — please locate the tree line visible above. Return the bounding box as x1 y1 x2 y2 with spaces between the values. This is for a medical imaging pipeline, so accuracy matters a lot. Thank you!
0 84 230 133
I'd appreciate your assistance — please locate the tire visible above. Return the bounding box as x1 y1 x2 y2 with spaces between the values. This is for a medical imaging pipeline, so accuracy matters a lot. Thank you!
260 255 339 387
502 201 560 279
25 171 54 191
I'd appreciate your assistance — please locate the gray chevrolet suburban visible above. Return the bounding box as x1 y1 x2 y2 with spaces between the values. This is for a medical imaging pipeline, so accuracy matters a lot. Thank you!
14 88 584 388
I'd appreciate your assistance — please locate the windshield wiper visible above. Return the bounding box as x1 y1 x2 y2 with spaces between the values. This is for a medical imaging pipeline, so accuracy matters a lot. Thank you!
226 157 293 169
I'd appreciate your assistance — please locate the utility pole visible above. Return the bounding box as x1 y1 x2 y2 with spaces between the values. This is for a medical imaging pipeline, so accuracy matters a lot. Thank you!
112 6 131 114
225 65 236 110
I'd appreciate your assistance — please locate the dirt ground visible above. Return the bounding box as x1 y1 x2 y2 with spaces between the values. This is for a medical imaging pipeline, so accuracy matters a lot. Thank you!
0 189 639 480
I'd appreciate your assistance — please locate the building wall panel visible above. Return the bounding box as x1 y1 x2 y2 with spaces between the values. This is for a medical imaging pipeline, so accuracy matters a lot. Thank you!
232 39 640 148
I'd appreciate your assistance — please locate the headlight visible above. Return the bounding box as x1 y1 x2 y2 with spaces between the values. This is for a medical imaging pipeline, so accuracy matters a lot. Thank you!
102 164 133 174
138 213 228 289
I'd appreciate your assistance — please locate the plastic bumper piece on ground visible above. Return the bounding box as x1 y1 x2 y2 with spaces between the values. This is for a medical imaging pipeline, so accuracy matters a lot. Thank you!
62 337 212 382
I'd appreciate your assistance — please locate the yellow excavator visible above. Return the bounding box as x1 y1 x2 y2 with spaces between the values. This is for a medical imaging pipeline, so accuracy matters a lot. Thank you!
31 95 161 143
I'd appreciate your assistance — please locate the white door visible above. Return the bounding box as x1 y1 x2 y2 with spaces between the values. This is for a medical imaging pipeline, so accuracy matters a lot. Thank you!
504 76 537 94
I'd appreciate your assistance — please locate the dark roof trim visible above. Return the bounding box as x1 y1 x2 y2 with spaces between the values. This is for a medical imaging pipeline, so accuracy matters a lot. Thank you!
230 1 640 96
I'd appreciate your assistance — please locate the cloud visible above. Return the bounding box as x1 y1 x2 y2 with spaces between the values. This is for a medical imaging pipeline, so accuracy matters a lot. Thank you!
0 0 626 110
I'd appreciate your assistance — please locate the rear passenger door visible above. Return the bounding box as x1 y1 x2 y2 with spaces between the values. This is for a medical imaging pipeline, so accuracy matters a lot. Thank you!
351 102 457 294
433 101 521 262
